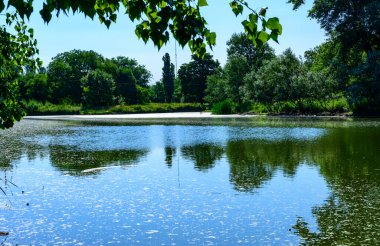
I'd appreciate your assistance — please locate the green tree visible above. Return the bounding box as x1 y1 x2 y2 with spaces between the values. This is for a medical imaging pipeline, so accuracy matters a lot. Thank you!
0 13 41 128
172 78 183 102
3 0 281 56
81 69 116 107
162 53 175 103
136 85 152 104
111 56 152 87
47 50 104 104
291 0 380 114
204 69 228 106
116 68 138 104
224 55 250 111
151 81 166 103
179 54 220 103
227 33 276 70
19 73 49 102
1 0 282 128
244 49 302 109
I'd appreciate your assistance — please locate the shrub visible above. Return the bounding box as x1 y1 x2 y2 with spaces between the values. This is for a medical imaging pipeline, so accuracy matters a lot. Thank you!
212 100 236 115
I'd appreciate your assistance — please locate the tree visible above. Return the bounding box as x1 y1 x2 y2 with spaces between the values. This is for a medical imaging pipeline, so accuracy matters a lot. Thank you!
19 73 50 102
151 81 166 103
290 0 380 55
244 49 302 108
178 54 220 103
111 56 152 87
0 13 41 129
1 0 283 128
162 53 175 103
47 50 104 104
204 69 228 106
1 0 282 56
81 70 116 107
116 68 138 104
290 0 380 114
227 33 276 70
224 55 250 111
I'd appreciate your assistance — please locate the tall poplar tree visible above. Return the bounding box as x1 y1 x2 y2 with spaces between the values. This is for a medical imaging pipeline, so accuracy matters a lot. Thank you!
162 53 175 103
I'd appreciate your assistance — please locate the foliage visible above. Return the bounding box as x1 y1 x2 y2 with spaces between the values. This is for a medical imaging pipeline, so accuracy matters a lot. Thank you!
227 33 275 70
290 0 380 114
211 99 236 115
81 69 116 107
2 0 281 57
151 81 166 103
179 54 220 102
162 53 175 102
204 69 228 106
0 13 41 128
47 50 104 104
115 67 138 104
25 100 81 115
1 0 283 128
19 73 49 103
244 49 301 107
136 85 152 104
110 56 152 87
26 101 203 115
224 55 250 111
172 78 183 102
347 51 380 114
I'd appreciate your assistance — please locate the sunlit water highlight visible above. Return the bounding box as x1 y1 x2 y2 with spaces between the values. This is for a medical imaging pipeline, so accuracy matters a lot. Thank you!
0 118 379 245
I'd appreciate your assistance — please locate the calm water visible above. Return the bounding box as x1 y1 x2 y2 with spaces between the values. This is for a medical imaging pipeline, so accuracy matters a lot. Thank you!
0 117 379 245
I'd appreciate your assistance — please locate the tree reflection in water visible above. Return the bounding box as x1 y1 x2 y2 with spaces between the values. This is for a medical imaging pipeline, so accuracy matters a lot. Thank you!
181 144 224 171
49 146 147 176
0 120 379 244
164 146 176 168
292 128 380 245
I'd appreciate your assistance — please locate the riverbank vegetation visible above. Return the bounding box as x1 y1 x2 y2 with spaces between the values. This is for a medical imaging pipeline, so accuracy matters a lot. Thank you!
26 101 203 115
4 1 379 120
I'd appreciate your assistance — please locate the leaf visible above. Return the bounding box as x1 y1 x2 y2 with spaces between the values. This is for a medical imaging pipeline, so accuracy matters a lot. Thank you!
198 0 208 7
256 31 269 47
206 31 216 46
0 1 5 12
230 1 243 16
266 17 282 34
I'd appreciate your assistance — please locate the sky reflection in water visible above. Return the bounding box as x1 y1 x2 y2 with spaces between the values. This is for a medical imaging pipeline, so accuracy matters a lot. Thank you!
0 118 379 245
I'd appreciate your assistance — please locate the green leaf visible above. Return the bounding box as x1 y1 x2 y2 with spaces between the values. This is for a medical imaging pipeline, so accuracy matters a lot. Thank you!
198 0 208 7
229 1 243 17
0 1 5 12
256 31 269 47
266 17 282 34
206 31 216 46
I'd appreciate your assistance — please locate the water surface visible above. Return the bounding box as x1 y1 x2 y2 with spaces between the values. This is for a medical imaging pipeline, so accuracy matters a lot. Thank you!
0 117 379 245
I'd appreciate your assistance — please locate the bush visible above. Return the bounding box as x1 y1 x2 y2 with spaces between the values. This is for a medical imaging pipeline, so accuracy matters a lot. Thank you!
212 100 236 115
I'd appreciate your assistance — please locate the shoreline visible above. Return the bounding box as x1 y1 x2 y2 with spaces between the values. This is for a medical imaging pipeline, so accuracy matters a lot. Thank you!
24 112 359 121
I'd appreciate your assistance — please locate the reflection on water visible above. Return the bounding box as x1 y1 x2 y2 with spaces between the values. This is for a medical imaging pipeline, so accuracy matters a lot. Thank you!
181 144 224 171
0 118 379 244
49 146 147 176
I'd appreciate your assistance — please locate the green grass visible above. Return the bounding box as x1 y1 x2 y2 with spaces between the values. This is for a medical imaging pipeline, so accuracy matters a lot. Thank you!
26 101 204 115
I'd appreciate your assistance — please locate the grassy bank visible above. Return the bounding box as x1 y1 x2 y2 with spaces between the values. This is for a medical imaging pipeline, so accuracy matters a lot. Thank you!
26 101 204 116
250 98 350 116
211 97 351 116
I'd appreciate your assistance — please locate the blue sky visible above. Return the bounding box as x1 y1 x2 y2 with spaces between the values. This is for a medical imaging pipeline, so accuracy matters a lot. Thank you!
23 0 326 82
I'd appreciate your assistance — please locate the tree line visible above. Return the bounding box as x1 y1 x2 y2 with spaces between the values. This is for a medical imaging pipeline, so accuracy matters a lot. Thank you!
19 21 379 116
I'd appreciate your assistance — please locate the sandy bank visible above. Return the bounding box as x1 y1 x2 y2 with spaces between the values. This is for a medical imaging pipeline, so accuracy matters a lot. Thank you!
25 112 256 120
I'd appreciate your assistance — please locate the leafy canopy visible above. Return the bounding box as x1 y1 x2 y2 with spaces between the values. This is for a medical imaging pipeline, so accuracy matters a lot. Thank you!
1 0 282 57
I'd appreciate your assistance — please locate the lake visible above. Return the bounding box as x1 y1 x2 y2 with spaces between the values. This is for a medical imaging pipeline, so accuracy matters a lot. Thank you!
0 117 379 245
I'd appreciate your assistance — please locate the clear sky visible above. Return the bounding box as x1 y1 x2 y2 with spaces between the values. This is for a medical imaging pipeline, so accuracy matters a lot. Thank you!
23 0 326 82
